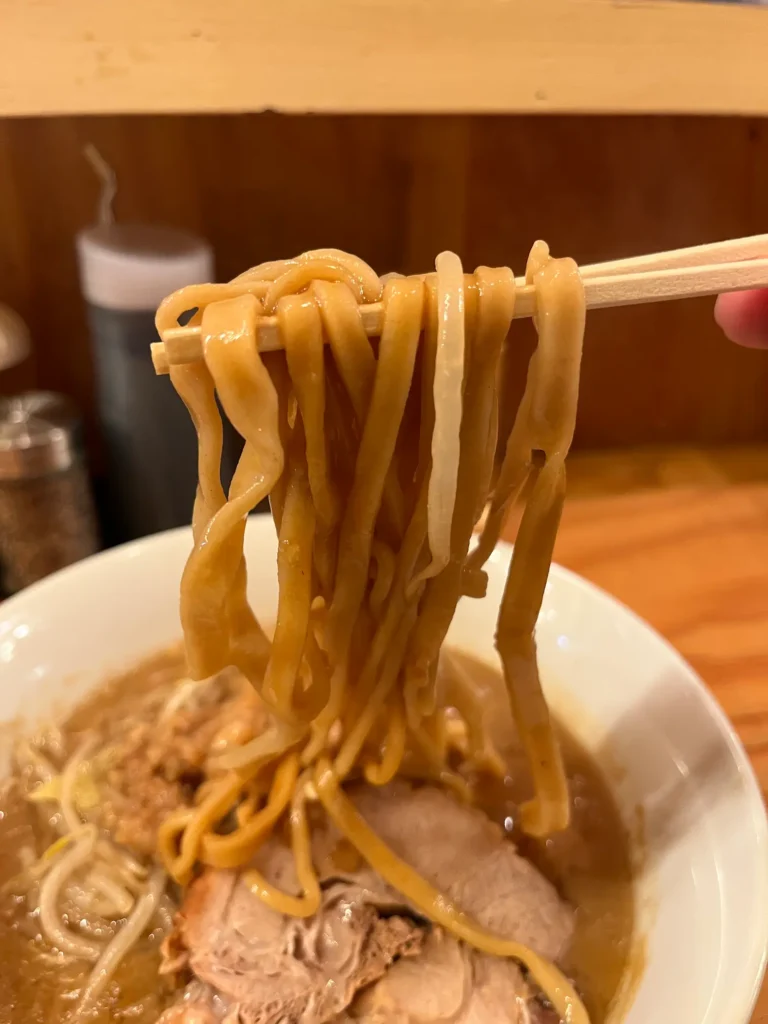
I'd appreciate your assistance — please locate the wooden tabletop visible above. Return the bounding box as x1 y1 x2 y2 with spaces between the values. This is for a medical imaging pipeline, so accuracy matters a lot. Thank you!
529 446 768 1023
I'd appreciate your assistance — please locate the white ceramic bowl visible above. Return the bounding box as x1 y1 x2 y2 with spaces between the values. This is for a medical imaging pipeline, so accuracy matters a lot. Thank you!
1 517 766 1024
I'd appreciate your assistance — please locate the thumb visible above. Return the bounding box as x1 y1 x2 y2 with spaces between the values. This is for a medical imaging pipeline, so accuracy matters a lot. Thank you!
714 289 768 349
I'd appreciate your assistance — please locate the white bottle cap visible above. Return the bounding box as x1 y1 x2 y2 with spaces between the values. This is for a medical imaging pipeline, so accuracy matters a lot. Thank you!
76 224 214 312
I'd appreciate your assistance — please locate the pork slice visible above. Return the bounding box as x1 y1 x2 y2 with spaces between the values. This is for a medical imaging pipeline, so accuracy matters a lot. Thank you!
351 930 469 1023
346 782 574 961
350 930 538 1024
155 981 229 1023
461 954 545 1024
168 838 424 1024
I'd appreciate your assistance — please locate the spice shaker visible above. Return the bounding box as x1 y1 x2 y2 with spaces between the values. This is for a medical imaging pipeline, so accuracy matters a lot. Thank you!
0 303 31 371
0 392 99 594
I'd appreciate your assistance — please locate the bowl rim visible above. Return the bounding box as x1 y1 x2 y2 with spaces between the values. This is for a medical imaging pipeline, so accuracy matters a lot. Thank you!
2 520 768 1022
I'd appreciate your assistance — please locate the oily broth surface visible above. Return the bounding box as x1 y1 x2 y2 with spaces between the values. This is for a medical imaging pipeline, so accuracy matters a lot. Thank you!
454 649 636 1022
0 646 635 1023
0 650 184 1024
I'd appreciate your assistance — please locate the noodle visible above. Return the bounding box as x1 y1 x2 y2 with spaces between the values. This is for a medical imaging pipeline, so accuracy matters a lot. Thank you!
301 249 382 302
279 293 337 581
210 719 305 772
334 607 417 781
243 773 320 918
171 760 264 884
263 260 365 313
416 251 466 581
369 540 396 618
262 419 319 719
303 276 424 760
156 243 588 1019
325 276 424 658
312 279 407 539
494 251 585 836
179 294 283 683
403 267 514 722
200 753 299 869
364 695 406 786
157 808 194 876
439 651 506 777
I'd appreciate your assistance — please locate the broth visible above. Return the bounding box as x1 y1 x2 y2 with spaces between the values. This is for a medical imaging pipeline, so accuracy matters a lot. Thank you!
452 652 636 1022
0 646 635 1024
0 651 184 1024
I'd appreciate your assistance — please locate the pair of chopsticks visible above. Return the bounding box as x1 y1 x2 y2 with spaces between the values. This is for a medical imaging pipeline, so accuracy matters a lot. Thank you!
151 234 768 375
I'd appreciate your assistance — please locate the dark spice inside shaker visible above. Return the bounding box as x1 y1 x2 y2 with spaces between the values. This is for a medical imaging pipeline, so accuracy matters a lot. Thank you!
0 392 99 594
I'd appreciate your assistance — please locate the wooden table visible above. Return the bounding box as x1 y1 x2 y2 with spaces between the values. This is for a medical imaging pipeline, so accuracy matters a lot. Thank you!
526 446 768 1022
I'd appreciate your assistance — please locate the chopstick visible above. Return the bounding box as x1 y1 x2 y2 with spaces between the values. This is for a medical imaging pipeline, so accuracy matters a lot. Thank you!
579 233 768 278
151 234 768 375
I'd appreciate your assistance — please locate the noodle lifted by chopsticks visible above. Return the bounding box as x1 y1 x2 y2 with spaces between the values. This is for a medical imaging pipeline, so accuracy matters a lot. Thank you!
155 245 587 1024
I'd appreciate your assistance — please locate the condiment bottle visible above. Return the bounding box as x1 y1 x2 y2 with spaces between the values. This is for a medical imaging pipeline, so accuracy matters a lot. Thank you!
0 392 99 594
76 222 217 543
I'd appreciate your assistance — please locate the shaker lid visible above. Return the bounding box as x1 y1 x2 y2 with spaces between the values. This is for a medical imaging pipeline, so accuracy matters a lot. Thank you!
0 391 82 480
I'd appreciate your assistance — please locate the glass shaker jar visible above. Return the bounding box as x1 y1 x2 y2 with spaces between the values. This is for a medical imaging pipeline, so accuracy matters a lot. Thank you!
0 392 99 594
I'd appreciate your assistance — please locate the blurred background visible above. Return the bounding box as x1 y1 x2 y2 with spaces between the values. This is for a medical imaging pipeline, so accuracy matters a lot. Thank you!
3 114 768 441
1 115 766 558
3 114 768 451
0 0 767 618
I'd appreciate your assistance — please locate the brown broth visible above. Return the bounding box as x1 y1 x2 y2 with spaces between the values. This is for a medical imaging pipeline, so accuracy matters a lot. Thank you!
453 650 636 1023
0 646 636 1023
0 785 173 1023
0 650 185 1024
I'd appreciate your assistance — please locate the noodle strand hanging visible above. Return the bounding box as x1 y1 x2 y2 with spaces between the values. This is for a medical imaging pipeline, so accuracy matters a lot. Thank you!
156 244 589 1022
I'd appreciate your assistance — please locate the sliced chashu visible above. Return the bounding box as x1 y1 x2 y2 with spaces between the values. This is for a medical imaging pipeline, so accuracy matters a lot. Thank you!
158 942 558 1024
161 838 423 1024
164 781 574 1024
350 930 560 1024
156 980 227 1023
323 781 574 961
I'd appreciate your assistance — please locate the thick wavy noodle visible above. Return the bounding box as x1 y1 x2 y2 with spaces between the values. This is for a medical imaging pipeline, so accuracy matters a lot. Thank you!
416 250 466 582
156 244 588 1024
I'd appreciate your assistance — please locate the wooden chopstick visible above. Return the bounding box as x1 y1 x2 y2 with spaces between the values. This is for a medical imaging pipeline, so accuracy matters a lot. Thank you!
579 233 768 279
151 235 768 375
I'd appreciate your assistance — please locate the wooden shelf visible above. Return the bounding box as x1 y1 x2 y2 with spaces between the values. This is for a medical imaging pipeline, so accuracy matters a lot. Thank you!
1 0 768 117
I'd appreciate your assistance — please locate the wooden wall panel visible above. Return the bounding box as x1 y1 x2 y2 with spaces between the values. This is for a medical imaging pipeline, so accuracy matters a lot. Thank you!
0 113 766 455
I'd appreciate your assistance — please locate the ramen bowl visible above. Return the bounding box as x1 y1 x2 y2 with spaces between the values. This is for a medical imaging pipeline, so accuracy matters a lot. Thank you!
1 516 766 1024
